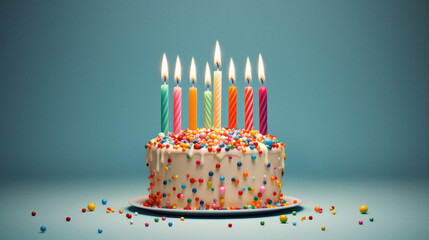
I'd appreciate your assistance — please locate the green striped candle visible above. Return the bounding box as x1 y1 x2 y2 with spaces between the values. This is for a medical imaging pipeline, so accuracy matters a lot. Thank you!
204 90 213 129
204 62 213 129
161 53 169 134
161 84 169 134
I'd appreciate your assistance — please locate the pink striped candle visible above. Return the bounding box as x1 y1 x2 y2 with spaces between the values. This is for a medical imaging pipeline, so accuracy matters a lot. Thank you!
173 56 182 135
258 54 267 135
173 86 182 135
259 85 267 135
245 87 253 131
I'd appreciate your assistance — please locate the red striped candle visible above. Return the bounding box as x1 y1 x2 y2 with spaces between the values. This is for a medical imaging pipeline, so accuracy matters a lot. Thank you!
228 58 237 129
244 57 253 131
229 86 237 129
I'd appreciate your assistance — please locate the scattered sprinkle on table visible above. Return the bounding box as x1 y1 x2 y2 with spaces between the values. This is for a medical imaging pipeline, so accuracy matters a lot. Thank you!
359 205 368 214
87 203 95 211
279 215 288 223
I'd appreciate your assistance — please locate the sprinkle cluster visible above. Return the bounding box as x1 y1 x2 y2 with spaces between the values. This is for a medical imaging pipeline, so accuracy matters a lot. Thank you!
145 128 285 152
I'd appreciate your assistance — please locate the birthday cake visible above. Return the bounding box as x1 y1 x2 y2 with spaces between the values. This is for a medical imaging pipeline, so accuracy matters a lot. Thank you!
144 128 286 210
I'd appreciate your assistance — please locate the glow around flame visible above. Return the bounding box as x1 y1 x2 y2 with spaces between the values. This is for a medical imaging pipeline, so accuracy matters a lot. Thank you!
190 57 196 84
205 62 211 87
161 53 168 80
229 58 235 84
214 40 221 67
258 53 265 82
245 57 252 82
174 55 181 82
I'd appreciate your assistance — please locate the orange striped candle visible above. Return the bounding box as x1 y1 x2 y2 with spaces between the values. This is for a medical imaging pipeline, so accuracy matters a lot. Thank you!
228 58 237 129
189 57 197 130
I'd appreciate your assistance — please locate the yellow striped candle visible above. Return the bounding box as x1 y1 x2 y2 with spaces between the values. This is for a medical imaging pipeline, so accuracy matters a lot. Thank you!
213 41 222 129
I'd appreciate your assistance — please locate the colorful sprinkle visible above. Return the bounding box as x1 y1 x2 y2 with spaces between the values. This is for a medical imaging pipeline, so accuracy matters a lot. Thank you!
88 203 96 211
359 205 368 214
279 215 288 223
40 226 47 232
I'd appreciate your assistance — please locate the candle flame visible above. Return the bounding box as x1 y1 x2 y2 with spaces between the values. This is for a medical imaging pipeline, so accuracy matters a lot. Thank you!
258 53 265 82
190 57 196 84
161 53 168 81
205 62 211 88
229 58 235 84
245 57 252 82
214 40 221 67
174 55 181 82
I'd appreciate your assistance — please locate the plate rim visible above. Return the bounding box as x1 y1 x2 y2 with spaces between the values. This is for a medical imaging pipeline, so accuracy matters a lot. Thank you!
128 195 303 216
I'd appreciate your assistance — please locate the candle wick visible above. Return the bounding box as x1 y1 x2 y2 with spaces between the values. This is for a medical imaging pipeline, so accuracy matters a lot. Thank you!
164 77 167 85
192 81 195 87
207 85 209 91
231 78 234 86
261 79 264 87
217 63 219 70
176 79 179 87
247 80 250 87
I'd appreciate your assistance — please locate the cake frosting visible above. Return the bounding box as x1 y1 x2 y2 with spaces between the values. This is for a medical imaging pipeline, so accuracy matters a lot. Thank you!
145 128 287 210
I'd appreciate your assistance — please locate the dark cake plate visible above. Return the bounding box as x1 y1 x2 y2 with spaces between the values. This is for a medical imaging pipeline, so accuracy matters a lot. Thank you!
129 195 302 216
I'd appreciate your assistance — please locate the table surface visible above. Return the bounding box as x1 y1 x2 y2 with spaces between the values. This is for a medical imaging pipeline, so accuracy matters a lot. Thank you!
1 177 428 240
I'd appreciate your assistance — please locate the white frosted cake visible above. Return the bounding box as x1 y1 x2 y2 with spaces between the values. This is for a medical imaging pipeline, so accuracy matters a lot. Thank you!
144 128 286 210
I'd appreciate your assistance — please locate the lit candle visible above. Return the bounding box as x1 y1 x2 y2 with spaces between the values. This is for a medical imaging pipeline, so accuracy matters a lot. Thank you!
204 62 213 129
258 54 267 135
213 41 222 129
228 58 237 129
244 57 253 131
189 57 197 130
161 53 169 134
173 56 182 135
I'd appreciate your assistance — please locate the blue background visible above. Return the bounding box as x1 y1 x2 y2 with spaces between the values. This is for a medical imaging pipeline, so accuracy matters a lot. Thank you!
1 0 428 239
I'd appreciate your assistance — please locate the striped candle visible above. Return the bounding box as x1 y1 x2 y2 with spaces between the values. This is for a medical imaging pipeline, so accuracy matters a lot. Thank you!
173 56 182 135
173 86 181 134
259 86 267 135
213 41 222 129
228 58 236 129
258 54 267 135
161 85 169 134
204 91 213 129
161 53 169 134
245 87 253 130
189 57 197 130
204 62 213 129
244 57 253 131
